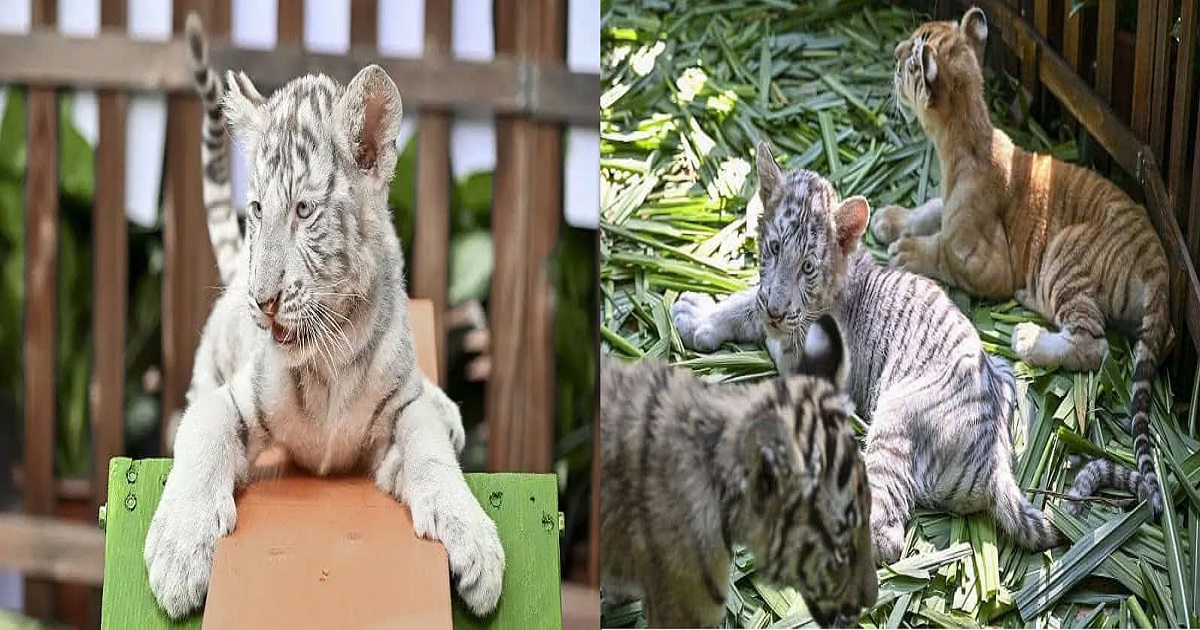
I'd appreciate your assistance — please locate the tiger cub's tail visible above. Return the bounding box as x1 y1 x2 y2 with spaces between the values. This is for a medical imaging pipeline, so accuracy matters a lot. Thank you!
185 13 242 285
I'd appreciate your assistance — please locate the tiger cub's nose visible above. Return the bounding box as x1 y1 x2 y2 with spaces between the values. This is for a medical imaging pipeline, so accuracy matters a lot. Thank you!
256 293 280 318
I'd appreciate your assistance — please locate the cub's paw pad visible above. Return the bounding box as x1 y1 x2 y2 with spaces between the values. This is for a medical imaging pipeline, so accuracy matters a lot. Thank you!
886 237 923 271
446 511 506 616
870 205 908 245
1010 322 1046 360
143 493 236 619
670 293 722 351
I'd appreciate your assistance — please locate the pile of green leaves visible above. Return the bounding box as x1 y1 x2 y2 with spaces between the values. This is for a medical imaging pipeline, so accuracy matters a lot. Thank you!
600 1 1198 627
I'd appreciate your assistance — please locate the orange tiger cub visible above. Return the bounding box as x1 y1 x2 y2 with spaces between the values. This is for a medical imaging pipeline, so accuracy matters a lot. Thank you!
875 7 1173 519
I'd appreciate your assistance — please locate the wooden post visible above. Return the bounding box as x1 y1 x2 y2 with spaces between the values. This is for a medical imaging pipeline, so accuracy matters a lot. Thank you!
488 0 563 472
1094 0 1116 173
161 0 225 453
1169 0 1197 216
413 1 451 385
24 0 58 619
92 0 129 512
1131 0 1159 141
1147 0 1173 164
1061 0 1081 133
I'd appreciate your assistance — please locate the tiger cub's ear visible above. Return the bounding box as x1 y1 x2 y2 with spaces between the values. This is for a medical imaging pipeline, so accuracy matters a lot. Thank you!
223 70 268 143
959 7 988 65
798 315 849 390
756 141 783 208
744 418 804 504
832 195 870 254
338 65 404 188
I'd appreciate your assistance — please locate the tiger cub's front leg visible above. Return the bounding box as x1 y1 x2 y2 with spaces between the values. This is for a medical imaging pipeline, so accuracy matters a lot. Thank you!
374 377 505 615
144 375 255 619
871 197 944 245
671 288 766 352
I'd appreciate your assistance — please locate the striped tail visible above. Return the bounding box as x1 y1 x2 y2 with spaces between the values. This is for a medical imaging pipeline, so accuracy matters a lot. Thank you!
185 13 243 286
1064 458 1143 516
1129 345 1164 520
984 353 1064 550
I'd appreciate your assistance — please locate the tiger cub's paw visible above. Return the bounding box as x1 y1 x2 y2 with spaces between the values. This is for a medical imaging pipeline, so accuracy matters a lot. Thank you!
870 204 908 245
144 482 236 619
887 236 927 273
414 493 506 616
1011 322 1051 365
670 292 724 352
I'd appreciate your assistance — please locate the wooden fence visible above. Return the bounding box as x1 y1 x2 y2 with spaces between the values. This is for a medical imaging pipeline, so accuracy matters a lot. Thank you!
0 0 599 625
940 0 1200 356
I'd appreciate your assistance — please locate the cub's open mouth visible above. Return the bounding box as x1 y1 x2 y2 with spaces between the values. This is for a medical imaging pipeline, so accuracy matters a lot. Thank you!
270 321 297 345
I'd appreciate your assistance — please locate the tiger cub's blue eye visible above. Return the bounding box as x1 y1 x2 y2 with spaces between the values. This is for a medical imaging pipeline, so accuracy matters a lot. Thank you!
296 201 312 219
802 260 815 274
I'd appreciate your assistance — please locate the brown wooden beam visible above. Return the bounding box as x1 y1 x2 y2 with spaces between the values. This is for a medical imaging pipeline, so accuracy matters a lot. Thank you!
488 0 563 473
1131 0 1158 141
0 32 600 124
91 0 129 515
1147 0 1173 162
162 0 224 453
22 0 59 619
0 516 104 585
1169 0 1197 216
413 0 452 385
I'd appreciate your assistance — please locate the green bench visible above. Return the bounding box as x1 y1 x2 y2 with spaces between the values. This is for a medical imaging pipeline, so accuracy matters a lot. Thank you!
99 457 563 629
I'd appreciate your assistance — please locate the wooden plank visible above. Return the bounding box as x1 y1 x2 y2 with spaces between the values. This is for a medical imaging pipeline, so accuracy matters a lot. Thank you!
0 515 104 584
1169 0 1197 213
349 0 377 46
1061 0 1081 132
23 0 58 619
91 0 128 514
206 477 451 629
1147 0 1173 162
162 1 223 453
414 0 451 386
0 33 602 125
1190 102 1200 263
1095 0 1116 103
11 470 91 501
1032 0 1049 117
1131 0 1158 140
487 0 562 473
277 0 303 46
966 0 1200 355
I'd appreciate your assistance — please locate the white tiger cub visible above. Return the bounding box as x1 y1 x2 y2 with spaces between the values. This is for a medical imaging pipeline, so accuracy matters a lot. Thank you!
143 15 504 619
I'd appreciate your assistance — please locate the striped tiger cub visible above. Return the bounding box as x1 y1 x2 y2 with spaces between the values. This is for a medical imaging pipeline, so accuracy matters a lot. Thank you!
672 146 1131 564
880 8 1172 519
601 316 877 629
142 15 502 619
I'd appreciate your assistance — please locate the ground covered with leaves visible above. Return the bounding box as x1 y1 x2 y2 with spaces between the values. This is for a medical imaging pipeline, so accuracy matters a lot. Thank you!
600 1 1200 627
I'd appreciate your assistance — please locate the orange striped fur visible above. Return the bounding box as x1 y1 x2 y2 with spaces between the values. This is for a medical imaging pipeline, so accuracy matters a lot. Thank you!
874 8 1173 519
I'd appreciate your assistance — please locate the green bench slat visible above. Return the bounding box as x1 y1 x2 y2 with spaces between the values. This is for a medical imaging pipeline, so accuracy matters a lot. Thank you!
99 458 562 630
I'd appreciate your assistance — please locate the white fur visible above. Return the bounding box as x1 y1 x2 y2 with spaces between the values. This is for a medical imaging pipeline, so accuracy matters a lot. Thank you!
145 60 502 620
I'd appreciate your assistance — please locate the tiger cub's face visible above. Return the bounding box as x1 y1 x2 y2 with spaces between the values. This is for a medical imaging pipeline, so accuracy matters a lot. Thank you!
893 8 988 125
753 142 869 346
745 362 875 627
223 65 403 367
